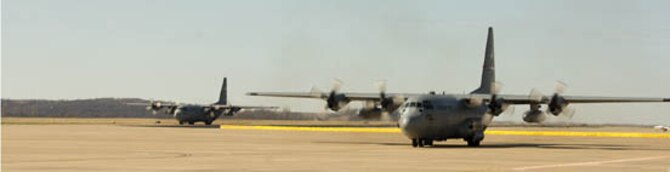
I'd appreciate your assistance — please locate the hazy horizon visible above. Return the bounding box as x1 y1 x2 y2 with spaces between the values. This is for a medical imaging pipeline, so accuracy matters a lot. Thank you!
3 0 670 125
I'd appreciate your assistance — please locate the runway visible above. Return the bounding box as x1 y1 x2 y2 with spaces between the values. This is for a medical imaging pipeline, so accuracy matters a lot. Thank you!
3 122 670 171
220 125 670 138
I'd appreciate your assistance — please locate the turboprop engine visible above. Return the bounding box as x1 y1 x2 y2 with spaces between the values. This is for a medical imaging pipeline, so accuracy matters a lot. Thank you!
357 106 384 120
355 81 405 120
314 79 351 111
546 82 576 118
523 109 547 123
326 91 350 111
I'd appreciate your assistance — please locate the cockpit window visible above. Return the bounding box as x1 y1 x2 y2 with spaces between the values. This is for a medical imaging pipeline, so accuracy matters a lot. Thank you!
409 102 416 107
416 103 422 108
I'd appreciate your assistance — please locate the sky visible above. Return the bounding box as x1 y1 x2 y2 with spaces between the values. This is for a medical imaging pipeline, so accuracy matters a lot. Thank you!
3 0 670 125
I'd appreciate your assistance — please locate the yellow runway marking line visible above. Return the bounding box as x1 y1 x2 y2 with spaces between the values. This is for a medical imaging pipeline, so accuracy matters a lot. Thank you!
220 125 399 133
219 125 670 138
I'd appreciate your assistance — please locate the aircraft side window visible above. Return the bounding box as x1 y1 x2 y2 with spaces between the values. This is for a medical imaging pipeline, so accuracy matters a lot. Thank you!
422 101 433 110
424 103 433 110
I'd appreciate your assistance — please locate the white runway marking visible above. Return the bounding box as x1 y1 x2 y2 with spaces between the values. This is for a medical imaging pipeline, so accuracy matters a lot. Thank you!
512 155 670 171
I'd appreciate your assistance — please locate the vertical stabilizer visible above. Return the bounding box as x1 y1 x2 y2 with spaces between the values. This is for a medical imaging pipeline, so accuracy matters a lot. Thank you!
216 77 228 105
471 27 495 94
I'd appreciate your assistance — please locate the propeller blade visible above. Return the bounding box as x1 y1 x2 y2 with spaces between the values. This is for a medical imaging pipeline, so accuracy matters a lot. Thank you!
392 95 405 105
529 88 543 102
555 81 568 94
562 106 576 119
310 85 323 98
332 78 343 92
337 101 349 110
468 95 483 106
503 105 516 116
375 80 387 93
491 81 504 94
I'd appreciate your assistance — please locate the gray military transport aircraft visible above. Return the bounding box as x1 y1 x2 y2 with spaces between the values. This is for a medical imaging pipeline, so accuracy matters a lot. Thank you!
131 77 277 125
248 27 670 147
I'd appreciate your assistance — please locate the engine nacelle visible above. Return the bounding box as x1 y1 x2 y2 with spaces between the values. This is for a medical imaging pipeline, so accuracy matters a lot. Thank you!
224 107 242 116
148 102 163 111
523 110 546 123
357 107 383 120
488 98 508 116
380 97 403 112
326 93 350 111
548 94 568 116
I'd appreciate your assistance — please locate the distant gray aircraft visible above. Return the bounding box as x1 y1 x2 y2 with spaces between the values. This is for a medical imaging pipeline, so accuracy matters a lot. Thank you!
132 77 277 125
248 27 669 147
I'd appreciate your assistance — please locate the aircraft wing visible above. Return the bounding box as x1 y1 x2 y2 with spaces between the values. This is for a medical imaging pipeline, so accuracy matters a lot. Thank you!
125 102 178 108
247 92 420 101
249 92 668 105
464 94 670 104
247 92 323 99
210 104 279 110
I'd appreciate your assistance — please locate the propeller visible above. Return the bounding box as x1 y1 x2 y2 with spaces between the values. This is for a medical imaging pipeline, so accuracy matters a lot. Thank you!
529 88 543 103
323 78 350 111
376 80 391 109
548 81 576 119
375 80 404 114
491 82 503 95
375 80 387 93
503 105 516 116
146 100 161 115
309 85 324 98
467 96 484 107
332 78 343 92
555 81 568 94
488 81 510 116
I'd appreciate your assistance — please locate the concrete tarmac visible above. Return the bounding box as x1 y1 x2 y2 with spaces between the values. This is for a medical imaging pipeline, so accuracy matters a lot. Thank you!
3 123 670 171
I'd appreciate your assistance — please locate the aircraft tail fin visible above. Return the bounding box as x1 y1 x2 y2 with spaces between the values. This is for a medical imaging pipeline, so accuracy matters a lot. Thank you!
471 27 495 94
216 77 228 105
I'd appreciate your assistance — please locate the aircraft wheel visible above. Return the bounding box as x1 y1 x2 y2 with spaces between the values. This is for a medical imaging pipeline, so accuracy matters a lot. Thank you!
424 139 433 146
411 139 418 147
205 121 213 125
417 139 425 147
188 122 195 125
178 121 184 125
467 139 481 147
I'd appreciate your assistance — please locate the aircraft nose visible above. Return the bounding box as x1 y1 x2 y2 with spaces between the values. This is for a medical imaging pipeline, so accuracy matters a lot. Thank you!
399 112 426 138
173 109 182 117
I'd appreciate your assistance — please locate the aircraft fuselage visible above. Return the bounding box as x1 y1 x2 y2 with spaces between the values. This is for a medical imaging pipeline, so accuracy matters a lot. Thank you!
173 105 217 125
399 95 493 141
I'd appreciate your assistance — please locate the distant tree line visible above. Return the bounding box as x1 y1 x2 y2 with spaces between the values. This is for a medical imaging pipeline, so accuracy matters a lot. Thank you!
2 98 160 118
0 98 352 120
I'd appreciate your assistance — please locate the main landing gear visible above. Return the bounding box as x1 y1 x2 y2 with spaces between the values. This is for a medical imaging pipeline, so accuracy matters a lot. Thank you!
411 138 434 148
178 121 195 125
464 131 484 147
